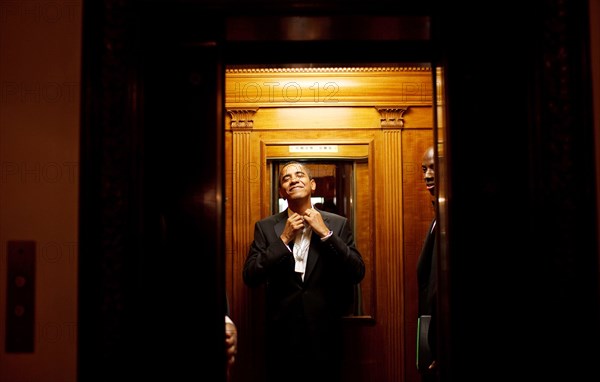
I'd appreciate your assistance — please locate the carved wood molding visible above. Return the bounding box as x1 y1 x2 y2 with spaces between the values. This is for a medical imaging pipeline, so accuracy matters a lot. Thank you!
377 129 405 379
232 130 255 291
225 67 433 108
377 107 409 128
227 108 258 129
226 66 431 74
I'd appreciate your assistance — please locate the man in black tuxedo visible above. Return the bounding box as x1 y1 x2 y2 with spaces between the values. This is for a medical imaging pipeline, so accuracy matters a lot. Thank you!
243 161 365 382
416 146 438 381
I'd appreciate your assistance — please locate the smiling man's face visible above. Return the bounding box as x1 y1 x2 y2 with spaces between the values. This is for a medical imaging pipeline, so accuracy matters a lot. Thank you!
279 163 316 201
421 147 435 196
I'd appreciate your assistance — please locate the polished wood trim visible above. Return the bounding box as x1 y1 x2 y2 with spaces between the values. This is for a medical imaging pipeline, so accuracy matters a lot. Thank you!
378 128 406 378
225 66 433 108
264 141 370 159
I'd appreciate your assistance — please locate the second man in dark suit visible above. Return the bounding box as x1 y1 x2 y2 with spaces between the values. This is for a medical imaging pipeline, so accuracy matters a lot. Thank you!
416 146 439 381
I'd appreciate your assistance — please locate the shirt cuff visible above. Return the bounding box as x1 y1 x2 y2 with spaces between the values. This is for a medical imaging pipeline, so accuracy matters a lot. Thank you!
320 230 333 241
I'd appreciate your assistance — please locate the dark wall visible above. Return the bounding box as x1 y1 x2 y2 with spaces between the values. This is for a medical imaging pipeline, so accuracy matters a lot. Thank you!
437 1 599 381
79 2 226 381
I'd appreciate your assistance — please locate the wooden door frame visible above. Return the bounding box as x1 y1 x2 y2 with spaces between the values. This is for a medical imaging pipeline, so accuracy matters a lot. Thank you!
224 66 435 382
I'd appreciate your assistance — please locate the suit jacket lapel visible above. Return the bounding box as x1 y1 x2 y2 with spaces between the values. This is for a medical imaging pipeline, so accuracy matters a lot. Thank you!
303 237 318 282
303 212 329 282
273 210 288 239
273 210 302 284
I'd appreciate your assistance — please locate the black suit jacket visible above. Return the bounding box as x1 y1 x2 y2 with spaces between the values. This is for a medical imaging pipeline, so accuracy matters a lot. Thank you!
416 218 438 373
417 219 437 316
243 209 365 366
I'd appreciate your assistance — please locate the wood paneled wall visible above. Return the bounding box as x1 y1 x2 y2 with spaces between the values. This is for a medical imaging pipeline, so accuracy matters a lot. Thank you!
224 66 435 382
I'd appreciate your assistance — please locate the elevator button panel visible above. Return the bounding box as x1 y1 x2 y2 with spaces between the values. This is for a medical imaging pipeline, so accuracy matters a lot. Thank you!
6 240 36 352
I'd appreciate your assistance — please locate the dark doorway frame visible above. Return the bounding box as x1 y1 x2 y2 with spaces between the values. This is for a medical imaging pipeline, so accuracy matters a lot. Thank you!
79 1 599 382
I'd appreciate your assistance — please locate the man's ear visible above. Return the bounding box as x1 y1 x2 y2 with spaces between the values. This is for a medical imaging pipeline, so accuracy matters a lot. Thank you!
279 187 287 199
310 179 316 192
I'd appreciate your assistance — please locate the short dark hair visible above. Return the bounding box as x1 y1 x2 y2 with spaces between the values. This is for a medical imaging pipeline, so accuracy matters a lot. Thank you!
278 161 313 186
